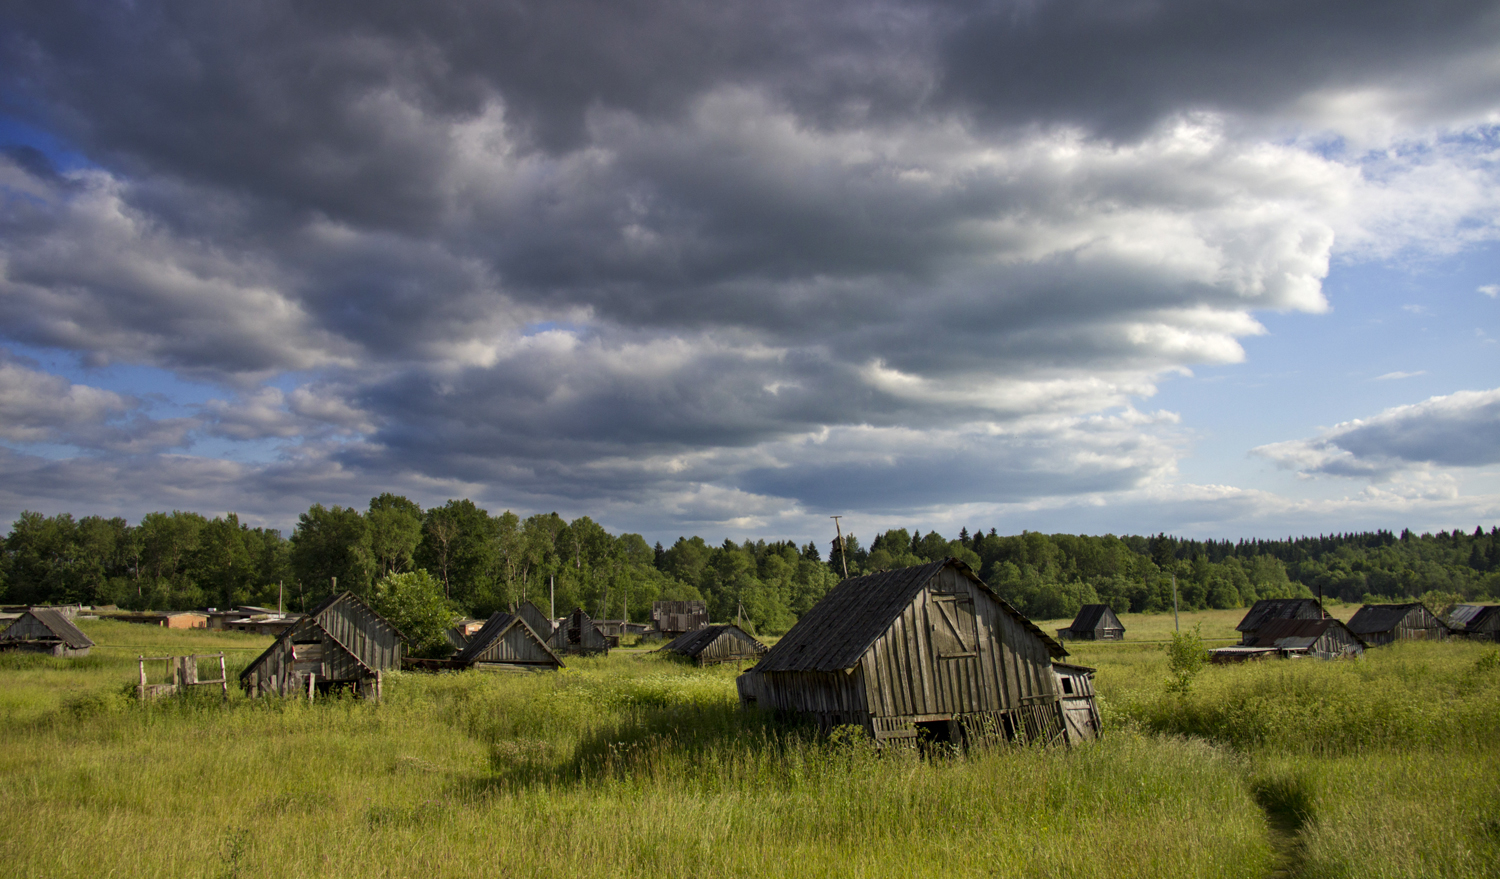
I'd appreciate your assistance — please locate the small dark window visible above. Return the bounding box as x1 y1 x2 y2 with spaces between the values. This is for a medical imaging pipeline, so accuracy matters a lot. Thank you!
1061 677 1074 695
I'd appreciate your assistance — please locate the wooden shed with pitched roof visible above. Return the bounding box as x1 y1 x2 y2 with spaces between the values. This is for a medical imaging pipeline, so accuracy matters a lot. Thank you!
1347 603 1452 647
513 600 554 641
1225 617 1365 660
1448 605 1500 643
737 558 1089 747
1056 604 1124 641
660 624 767 666
547 607 610 656
456 611 564 672
1236 598 1323 644
0 609 95 657
240 591 405 698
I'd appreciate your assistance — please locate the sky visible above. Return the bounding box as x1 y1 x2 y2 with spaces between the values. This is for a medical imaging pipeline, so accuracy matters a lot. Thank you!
1 0 1498 547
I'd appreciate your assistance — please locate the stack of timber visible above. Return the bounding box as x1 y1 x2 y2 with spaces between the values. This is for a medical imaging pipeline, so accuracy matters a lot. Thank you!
1347 603 1452 646
0 609 94 657
737 558 1098 747
1235 598 1323 645
455 611 564 672
1056 604 1124 641
547 607 610 656
659 624 767 666
1448 605 1500 642
1211 617 1365 662
652 600 709 638
239 591 405 699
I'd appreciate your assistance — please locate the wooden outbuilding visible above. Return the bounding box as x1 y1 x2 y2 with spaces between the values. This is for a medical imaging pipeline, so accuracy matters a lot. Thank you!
1346 603 1452 646
513 600 553 640
1448 605 1500 642
737 558 1090 747
660 624 768 666
547 607 610 656
1056 604 1124 641
239 591 405 698
1052 662 1101 742
652 600 709 638
0 609 95 657
1213 617 1366 662
456 611 564 672
1236 598 1323 644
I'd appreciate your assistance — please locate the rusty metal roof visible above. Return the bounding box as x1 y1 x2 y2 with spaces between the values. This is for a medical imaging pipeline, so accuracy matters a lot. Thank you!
753 558 1065 674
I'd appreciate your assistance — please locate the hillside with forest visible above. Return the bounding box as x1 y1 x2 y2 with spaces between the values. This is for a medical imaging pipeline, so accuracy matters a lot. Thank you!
3 497 1497 634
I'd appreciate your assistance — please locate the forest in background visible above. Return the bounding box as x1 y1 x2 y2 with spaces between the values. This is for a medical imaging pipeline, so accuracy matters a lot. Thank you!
3 496 1498 634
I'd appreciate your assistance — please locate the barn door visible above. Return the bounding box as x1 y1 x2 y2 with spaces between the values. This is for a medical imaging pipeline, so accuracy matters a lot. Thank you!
929 594 978 658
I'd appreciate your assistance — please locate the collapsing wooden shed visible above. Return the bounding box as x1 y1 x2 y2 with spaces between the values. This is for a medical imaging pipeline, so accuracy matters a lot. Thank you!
1212 618 1365 662
547 607 610 656
1347 603 1452 646
1056 604 1124 641
456 611 564 672
0 609 95 657
1236 598 1323 644
1448 605 1500 642
239 591 405 698
737 558 1097 747
652 600 709 638
660 624 767 666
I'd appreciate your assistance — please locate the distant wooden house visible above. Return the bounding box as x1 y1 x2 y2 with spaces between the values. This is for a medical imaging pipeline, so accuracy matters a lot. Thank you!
1448 605 1500 642
513 600 553 641
737 558 1089 747
1347 603 1452 646
1213 618 1366 662
455 611 564 672
0 609 95 657
1056 604 1124 641
239 591 405 698
547 608 610 656
1236 598 1323 644
652 600 709 638
660 624 768 666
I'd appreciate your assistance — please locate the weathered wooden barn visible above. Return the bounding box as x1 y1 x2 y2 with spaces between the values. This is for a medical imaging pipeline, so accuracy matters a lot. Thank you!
513 600 553 640
239 591 405 698
1236 598 1323 644
456 611 564 672
660 624 768 666
1347 603 1452 646
737 558 1088 747
0 609 95 657
652 600 709 638
1056 604 1125 641
547 608 610 656
1213 618 1366 661
1448 605 1500 642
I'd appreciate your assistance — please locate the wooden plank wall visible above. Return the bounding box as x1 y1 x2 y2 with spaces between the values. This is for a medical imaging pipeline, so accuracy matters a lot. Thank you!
471 623 559 667
319 599 404 670
857 566 1057 720
693 631 765 666
0 615 59 643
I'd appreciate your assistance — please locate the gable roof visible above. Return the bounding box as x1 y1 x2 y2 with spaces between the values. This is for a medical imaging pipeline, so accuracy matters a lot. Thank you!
1064 604 1122 634
239 591 404 683
513 600 553 639
1 609 95 649
1236 598 1322 632
1242 618 1363 650
660 624 766 658
1346 603 1446 635
455 611 563 666
755 558 1065 674
1448 605 1499 632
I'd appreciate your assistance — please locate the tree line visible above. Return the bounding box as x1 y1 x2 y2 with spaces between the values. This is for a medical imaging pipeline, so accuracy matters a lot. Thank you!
3 499 1498 633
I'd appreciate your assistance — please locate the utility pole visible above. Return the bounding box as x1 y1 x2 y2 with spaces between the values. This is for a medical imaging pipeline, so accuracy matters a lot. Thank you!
1172 573 1179 633
550 574 555 620
277 581 283 615
831 515 849 581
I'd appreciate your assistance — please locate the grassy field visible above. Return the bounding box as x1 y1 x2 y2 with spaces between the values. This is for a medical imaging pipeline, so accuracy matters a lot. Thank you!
0 611 1495 878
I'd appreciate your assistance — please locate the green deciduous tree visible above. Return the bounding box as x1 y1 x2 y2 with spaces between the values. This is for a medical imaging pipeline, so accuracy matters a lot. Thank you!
371 570 459 659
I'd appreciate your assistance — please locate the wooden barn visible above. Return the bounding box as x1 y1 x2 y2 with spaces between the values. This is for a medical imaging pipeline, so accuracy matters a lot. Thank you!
547 607 610 656
1056 604 1124 641
1448 605 1500 642
1236 598 1323 644
239 591 405 698
1213 618 1366 662
456 611 564 672
737 558 1092 747
660 624 768 666
652 600 709 638
0 609 95 657
513 600 553 640
1347 603 1452 646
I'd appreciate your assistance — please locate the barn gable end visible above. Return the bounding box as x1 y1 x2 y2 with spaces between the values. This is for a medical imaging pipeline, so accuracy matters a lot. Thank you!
0 609 95 656
240 592 405 697
457 612 563 671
